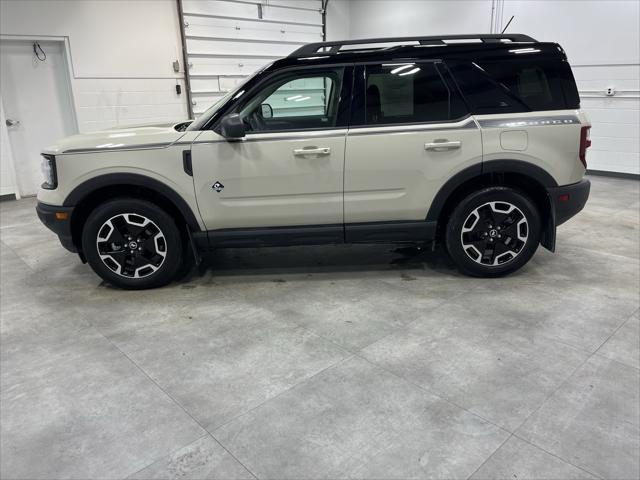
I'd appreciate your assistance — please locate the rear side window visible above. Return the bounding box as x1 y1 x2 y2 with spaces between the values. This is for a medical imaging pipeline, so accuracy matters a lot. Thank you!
355 62 464 126
449 59 579 113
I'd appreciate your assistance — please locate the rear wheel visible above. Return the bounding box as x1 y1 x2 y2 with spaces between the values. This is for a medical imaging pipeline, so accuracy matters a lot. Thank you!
82 198 183 289
445 186 541 277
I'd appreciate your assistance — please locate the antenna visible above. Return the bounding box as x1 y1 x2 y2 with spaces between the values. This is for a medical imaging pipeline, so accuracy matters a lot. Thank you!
501 16 515 34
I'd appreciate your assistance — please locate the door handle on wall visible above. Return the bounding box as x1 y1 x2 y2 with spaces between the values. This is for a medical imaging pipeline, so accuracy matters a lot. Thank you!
5 119 20 127
293 146 331 156
424 140 461 151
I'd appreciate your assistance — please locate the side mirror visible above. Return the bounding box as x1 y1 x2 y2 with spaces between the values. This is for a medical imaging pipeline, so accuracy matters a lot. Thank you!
260 103 273 119
220 114 245 139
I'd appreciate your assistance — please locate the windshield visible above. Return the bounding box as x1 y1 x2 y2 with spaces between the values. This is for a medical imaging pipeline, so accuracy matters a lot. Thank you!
187 63 273 131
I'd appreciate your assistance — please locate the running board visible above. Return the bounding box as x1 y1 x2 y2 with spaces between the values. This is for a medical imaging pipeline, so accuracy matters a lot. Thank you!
192 221 437 249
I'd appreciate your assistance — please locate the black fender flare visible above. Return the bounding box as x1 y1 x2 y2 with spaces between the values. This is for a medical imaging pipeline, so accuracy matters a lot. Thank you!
425 160 558 251
63 173 202 231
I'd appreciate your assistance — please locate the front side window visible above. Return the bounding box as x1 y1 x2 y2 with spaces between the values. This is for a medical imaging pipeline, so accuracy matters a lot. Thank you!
238 68 344 133
363 62 451 125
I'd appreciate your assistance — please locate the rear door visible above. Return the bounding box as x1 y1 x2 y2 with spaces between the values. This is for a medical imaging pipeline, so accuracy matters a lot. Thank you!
344 61 483 240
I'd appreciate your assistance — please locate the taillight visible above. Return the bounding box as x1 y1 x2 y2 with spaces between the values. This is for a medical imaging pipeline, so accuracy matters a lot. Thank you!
579 126 591 168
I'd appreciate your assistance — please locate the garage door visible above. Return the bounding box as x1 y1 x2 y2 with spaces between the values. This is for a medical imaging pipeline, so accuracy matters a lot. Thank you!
179 0 324 118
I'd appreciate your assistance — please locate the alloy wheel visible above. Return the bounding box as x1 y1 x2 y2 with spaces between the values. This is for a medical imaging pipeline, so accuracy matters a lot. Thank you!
95 213 167 278
460 201 528 266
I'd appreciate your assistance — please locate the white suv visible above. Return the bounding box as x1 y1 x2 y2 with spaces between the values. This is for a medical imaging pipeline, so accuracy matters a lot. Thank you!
36 34 591 289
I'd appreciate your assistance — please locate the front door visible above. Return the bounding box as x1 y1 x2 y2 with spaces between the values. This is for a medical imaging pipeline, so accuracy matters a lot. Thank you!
0 39 76 196
344 62 483 236
191 66 351 234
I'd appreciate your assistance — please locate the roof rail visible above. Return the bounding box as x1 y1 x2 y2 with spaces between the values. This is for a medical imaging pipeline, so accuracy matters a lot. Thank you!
289 34 537 57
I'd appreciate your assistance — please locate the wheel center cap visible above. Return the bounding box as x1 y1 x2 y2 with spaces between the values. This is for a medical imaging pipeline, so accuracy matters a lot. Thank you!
489 229 498 238
128 241 138 250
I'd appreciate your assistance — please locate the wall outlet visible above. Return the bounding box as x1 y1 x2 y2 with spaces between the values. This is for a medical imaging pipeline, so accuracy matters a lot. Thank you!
172 60 180 73
606 86 616 96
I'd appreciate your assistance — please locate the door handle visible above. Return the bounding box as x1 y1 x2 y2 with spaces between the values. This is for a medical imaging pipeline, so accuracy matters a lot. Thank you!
425 140 461 151
5 119 20 127
293 146 331 156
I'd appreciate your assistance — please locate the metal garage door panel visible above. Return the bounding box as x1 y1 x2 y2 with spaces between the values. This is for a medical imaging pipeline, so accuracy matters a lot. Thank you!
186 38 298 57
184 15 322 44
218 76 252 91
190 78 225 94
192 94 228 114
182 0 322 25
264 0 322 10
187 56 272 77
190 76 257 94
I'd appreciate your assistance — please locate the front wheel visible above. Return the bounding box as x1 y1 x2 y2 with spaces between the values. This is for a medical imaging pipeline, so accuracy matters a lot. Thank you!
445 186 541 277
82 198 183 289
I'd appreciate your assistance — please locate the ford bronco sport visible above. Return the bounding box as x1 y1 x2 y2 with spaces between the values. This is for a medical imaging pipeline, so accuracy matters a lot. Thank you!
36 34 591 289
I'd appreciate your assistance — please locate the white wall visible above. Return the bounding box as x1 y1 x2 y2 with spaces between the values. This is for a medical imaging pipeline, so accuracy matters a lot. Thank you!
345 0 493 38
0 0 189 132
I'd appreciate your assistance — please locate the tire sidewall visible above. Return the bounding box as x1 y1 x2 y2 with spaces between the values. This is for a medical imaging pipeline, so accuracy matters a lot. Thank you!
82 198 183 289
445 187 541 277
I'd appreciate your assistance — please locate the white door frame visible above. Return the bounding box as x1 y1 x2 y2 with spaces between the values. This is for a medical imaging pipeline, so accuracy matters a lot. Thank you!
0 96 20 199
0 35 79 198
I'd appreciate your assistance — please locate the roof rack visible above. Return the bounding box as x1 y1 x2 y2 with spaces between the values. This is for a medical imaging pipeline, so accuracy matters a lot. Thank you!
289 34 537 57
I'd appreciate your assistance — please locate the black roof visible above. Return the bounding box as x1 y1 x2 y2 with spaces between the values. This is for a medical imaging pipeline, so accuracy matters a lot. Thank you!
289 34 537 57
266 35 565 72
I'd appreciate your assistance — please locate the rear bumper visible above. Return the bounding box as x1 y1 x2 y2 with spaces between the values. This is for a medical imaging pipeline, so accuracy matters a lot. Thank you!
548 179 591 226
36 202 77 253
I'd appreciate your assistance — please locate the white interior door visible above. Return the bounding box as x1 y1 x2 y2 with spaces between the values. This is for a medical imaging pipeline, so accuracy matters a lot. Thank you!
0 39 76 196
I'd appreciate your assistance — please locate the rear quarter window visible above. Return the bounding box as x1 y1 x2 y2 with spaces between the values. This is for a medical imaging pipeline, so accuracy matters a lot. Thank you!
479 60 578 111
449 58 580 113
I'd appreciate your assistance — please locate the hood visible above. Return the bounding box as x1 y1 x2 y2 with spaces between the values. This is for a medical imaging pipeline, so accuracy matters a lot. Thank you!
42 121 190 155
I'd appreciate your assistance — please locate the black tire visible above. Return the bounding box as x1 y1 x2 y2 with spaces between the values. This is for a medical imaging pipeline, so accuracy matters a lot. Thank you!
445 186 541 277
82 198 183 289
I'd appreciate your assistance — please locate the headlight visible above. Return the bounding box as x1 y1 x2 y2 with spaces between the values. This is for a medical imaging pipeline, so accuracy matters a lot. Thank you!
40 154 57 189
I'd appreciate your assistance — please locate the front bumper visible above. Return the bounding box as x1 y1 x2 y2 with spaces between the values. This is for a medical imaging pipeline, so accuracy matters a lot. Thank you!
36 202 76 252
548 179 591 226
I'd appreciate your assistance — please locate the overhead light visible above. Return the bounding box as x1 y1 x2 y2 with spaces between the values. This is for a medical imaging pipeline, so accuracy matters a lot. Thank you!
286 95 303 101
294 96 311 102
399 67 420 76
390 64 414 74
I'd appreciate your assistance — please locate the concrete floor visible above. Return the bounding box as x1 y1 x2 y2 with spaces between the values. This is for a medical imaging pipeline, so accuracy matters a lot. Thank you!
0 175 638 480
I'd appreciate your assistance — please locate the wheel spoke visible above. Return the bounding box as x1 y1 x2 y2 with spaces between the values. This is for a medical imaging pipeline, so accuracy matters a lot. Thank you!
481 244 495 264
